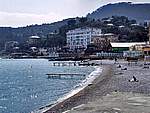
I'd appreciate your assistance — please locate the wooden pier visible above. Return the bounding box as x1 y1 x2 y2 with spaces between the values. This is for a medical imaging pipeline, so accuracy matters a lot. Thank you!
46 73 86 79
53 62 79 66
52 61 98 66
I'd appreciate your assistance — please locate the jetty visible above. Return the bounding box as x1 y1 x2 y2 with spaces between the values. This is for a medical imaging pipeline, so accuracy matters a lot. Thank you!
53 62 78 66
52 61 98 66
46 73 86 79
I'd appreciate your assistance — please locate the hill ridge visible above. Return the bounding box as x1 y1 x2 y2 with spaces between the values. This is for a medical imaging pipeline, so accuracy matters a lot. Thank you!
87 2 150 23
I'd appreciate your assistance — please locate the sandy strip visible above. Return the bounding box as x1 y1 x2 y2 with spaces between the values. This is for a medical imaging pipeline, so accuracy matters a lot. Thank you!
63 60 150 113
65 92 150 113
41 64 114 113
39 60 150 113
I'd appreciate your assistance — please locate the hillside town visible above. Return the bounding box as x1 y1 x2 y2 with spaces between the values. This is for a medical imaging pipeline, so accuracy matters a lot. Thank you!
0 27 150 61
0 16 150 62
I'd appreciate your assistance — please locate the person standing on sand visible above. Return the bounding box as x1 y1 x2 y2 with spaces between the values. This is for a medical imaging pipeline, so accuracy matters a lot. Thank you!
114 58 117 64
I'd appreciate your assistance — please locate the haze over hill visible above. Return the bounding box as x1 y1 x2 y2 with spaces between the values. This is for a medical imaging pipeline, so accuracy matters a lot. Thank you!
87 2 150 23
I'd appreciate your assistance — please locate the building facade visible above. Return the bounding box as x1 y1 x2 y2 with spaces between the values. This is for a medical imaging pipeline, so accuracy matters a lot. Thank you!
143 46 150 56
149 23 150 44
91 33 118 52
129 44 150 56
111 42 146 52
5 41 19 52
28 36 41 47
66 27 102 51
123 51 143 58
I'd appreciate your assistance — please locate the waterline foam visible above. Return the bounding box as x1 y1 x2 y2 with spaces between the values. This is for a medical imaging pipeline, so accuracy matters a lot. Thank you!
38 66 102 113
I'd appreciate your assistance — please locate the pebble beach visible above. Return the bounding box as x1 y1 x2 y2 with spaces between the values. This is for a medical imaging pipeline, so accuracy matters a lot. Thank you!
42 60 150 113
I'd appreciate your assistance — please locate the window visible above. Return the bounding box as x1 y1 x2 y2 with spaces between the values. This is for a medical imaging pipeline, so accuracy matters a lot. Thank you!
144 51 147 55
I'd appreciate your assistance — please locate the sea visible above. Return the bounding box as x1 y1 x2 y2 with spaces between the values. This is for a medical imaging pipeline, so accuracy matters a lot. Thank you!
0 59 96 113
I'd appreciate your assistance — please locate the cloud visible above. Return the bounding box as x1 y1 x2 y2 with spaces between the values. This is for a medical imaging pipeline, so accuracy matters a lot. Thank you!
0 11 63 27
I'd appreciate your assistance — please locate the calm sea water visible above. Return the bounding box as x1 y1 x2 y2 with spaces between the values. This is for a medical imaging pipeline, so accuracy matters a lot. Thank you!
0 59 94 113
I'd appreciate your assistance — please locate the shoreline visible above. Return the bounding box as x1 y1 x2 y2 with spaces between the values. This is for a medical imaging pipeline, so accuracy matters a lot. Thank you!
38 64 114 113
55 66 102 104
62 60 150 113
34 66 101 113
37 59 150 113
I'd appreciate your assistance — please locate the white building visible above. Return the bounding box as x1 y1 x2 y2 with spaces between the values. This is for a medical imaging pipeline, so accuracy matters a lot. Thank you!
123 51 143 58
66 27 102 51
111 42 146 49
28 36 41 46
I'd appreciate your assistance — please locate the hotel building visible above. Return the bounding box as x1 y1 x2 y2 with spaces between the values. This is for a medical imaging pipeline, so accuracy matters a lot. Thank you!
66 27 102 51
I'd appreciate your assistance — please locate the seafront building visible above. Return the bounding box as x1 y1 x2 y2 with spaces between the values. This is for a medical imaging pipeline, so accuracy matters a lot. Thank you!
5 41 19 52
111 42 146 52
28 36 41 47
66 27 102 51
148 23 150 45
91 33 118 52
95 42 146 59
128 24 150 57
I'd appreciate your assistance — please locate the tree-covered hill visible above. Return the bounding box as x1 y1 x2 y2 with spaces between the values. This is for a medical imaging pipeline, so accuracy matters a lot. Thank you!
87 2 150 23
0 2 150 50
0 18 74 49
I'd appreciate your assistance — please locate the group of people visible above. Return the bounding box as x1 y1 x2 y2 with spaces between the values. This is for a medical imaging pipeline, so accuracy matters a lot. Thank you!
116 60 139 82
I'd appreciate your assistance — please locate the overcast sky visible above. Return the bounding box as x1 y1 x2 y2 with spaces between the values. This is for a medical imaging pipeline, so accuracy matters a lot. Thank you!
0 0 150 27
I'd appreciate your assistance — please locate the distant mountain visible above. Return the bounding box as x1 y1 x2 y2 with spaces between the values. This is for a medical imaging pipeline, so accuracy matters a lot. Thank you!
87 2 150 23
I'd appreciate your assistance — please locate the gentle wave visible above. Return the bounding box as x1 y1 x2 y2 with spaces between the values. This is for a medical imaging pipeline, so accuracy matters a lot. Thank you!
0 59 93 113
57 66 102 102
39 66 102 113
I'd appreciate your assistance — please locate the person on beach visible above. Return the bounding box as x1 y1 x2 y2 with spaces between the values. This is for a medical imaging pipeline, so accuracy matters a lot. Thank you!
114 58 117 64
129 76 139 82
117 65 121 68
